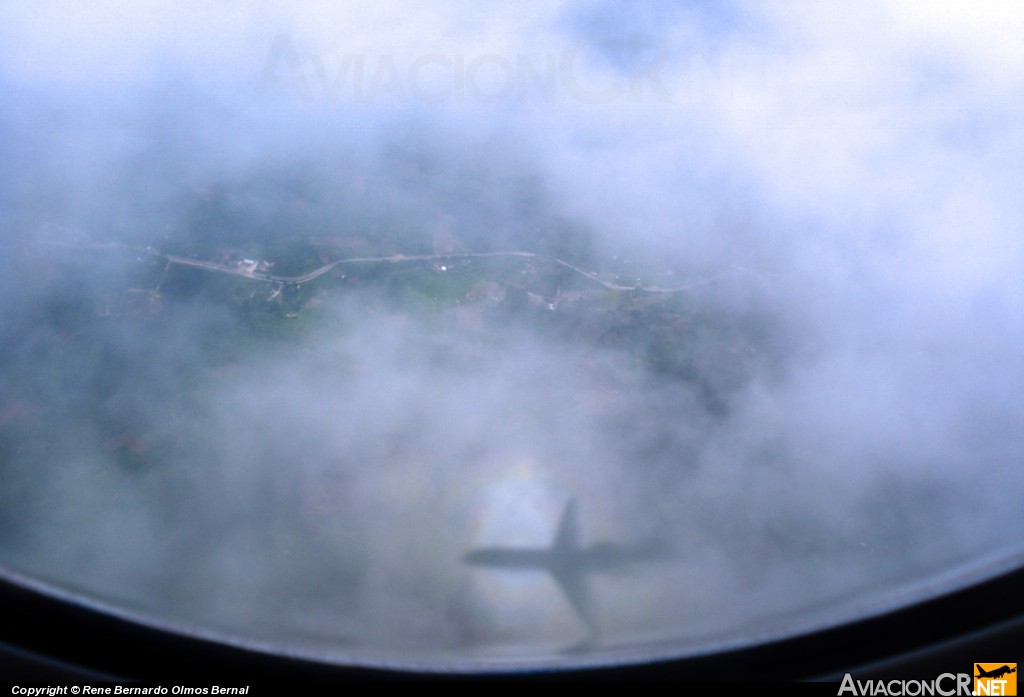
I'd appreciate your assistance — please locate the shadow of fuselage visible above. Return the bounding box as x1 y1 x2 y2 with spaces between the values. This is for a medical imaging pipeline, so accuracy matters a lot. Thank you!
463 500 665 636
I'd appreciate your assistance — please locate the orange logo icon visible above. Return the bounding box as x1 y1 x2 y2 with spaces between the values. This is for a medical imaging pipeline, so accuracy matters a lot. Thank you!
975 664 1017 696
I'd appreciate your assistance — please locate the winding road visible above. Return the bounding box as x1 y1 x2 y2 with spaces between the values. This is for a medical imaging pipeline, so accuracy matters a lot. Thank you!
162 250 730 293
34 239 741 293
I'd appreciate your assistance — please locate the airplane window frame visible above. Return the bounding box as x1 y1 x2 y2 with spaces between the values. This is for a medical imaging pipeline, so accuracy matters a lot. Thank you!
3 558 1023 681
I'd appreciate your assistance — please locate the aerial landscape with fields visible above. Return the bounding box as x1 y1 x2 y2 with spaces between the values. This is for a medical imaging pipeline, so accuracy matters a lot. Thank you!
1 1 1022 671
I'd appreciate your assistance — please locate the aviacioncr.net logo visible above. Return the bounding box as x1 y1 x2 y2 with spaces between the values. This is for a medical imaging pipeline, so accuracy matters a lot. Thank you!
838 673 973 696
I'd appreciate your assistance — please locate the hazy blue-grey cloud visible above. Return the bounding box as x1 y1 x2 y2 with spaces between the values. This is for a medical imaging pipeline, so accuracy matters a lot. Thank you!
1 0 1022 669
